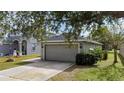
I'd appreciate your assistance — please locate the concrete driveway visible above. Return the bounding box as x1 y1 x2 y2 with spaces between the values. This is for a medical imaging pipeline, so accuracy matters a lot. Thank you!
0 61 74 81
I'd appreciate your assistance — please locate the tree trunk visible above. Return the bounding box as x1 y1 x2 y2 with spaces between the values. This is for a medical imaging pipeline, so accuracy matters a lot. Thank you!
113 48 118 64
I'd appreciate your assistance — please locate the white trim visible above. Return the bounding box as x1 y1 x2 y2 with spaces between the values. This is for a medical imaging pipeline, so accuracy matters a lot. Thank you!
42 42 80 60
42 44 45 60
45 42 79 45
78 43 80 53
42 39 102 45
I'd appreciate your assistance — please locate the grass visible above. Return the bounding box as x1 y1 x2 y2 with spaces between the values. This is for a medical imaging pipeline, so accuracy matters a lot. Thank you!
0 54 40 71
49 52 124 81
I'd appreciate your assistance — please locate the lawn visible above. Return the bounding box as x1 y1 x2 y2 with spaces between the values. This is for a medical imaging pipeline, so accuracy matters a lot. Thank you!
0 54 40 71
49 52 124 81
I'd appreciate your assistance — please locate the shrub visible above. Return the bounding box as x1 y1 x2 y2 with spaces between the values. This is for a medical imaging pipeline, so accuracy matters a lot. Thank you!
88 47 103 61
76 53 83 65
76 53 98 65
102 50 108 60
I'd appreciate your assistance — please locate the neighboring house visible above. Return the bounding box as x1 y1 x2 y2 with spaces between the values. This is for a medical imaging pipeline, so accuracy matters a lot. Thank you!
0 33 41 56
120 43 124 57
41 35 102 62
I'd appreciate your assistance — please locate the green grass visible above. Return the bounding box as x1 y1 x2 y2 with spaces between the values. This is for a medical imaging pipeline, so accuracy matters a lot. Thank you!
49 52 124 81
0 54 40 71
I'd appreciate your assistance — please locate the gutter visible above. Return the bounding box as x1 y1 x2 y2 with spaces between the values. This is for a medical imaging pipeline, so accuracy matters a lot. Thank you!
42 39 102 45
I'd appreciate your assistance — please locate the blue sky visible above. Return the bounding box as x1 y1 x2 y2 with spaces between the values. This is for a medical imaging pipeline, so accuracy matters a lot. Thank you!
58 23 90 37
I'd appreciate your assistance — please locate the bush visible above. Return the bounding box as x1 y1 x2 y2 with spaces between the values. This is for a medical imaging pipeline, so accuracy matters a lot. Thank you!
76 53 98 65
102 50 108 60
88 47 102 61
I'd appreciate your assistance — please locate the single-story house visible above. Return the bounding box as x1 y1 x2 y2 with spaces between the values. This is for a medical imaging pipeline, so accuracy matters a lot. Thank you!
41 35 102 62
0 33 41 56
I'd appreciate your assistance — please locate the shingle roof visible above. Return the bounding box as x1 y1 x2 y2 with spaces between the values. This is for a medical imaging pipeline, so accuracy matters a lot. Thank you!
48 35 64 40
46 35 102 45
48 34 84 40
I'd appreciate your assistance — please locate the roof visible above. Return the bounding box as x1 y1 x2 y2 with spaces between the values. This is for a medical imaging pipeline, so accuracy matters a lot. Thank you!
44 35 102 45
47 34 84 40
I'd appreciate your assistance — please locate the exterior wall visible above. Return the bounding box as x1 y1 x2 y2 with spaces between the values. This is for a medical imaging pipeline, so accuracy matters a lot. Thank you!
80 42 102 54
0 37 41 56
26 37 41 55
0 44 18 56
0 44 11 56
120 43 124 57
41 41 102 60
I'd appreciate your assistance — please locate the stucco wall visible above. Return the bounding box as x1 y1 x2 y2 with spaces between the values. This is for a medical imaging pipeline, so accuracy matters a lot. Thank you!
0 44 18 56
0 37 41 56
0 44 10 56
80 42 102 54
27 37 41 55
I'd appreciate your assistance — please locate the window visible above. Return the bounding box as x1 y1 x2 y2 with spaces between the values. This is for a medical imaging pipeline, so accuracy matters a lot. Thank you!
32 43 37 52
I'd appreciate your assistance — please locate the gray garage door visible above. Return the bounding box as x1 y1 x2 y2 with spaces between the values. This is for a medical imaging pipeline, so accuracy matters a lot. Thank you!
45 44 78 62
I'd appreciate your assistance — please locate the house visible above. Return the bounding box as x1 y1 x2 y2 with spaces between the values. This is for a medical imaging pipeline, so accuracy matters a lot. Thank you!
0 33 41 56
120 43 124 57
41 35 102 62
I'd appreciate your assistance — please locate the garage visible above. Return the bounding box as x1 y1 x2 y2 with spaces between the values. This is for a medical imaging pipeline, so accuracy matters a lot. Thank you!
41 35 102 62
44 44 79 62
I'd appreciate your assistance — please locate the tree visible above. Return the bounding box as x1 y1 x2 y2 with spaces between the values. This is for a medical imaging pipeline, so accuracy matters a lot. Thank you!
5 11 124 41
4 12 122 48
4 12 52 42
109 20 124 64
90 26 111 50
0 12 8 39
41 11 124 42
90 19 124 64
2 11 124 63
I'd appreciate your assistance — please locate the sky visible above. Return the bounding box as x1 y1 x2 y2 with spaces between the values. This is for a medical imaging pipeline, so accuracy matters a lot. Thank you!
57 22 90 37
